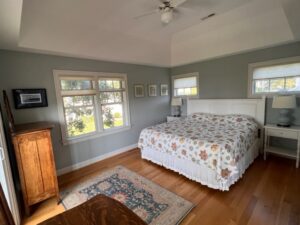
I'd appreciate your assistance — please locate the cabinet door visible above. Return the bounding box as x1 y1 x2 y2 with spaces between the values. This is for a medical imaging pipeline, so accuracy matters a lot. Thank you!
16 131 57 205
16 133 44 203
36 131 57 194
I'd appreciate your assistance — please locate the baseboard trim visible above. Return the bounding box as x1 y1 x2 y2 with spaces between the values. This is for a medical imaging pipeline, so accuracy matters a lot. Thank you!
56 143 138 176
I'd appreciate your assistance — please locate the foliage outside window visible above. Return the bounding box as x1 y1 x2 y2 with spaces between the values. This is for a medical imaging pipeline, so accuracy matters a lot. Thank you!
249 58 300 97
99 79 125 129
54 71 130 144
172 73 199 97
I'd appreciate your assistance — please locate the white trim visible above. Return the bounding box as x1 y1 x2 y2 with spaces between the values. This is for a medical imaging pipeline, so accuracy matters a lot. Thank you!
56 143 138 175
248 56 300 98
0 114 20 225
171 72 199 98
61 126 131 146
53 70 131 145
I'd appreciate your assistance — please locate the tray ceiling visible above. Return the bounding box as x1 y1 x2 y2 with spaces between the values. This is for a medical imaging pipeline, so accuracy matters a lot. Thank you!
0 0 299 67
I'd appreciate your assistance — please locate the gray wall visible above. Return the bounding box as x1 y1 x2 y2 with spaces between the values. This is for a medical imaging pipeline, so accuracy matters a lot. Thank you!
0 50 170 170
171 41 300 126
1 41 299 170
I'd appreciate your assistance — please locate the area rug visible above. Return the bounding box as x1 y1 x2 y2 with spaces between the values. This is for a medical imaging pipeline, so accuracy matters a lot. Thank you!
61 166 194 225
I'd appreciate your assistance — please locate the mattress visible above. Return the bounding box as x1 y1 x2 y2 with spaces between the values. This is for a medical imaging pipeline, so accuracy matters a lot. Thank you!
138 113 259 189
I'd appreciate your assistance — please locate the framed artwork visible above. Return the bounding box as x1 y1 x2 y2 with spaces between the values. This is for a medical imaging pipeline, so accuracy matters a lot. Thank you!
12 89 48 109
148 84 157 97
134 85 144 98
160 84 168 96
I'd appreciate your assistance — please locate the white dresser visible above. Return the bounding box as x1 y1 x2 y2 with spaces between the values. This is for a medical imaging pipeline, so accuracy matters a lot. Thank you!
264 124 300 168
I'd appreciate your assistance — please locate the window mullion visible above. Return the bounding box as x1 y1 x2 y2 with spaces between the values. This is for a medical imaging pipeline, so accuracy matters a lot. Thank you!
95 77 104 132
284 76 287 91
121 91 126 126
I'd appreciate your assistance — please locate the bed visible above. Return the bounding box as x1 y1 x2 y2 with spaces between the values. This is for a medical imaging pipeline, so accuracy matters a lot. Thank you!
138 98 265 191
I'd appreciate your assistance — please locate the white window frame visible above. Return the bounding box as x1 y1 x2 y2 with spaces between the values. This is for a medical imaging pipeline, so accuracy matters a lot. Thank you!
248 56 300 98
53 70 131 145
172 72 199 98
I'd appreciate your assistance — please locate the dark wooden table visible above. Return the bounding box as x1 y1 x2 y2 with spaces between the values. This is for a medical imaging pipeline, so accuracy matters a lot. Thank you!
38 195 147 225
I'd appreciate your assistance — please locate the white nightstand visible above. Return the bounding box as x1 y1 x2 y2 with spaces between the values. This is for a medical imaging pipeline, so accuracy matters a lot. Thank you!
167 116 182 122
264 124 300 168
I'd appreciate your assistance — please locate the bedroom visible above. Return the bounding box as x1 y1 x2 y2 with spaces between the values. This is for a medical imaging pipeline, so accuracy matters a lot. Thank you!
0 0 300 225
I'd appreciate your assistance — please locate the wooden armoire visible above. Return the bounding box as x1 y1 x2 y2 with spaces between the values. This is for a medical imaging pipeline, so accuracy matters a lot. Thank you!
11 122 59 215
3 90 59 215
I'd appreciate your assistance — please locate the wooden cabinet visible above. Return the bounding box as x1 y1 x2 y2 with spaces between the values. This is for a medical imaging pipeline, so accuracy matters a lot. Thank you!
12 122 59 215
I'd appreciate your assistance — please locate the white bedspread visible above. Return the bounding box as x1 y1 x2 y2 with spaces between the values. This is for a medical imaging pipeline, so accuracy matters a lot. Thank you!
138 113 258 188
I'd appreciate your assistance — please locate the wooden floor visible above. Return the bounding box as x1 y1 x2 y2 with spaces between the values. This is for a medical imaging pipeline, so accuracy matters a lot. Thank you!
22 149 300 225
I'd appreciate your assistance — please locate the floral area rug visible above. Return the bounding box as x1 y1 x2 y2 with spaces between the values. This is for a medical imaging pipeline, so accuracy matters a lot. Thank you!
61 166 194 225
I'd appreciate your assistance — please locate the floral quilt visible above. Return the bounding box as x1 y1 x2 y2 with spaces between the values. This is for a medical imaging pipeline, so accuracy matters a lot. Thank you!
138 113 258 182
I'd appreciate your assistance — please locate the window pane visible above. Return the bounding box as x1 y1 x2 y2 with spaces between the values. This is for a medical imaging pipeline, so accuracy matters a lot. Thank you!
254 80 269 93
106 80 113 89
99 80 123 90
191 87 198 95
285 77 300 92
270 78 285 92
65 106 96 137
113 80 121 89
102 104 124 129
63 96 93 108
100 92 115 104
174 88 197 96
99 80 106 90
61 80 92 90
100 92 123 104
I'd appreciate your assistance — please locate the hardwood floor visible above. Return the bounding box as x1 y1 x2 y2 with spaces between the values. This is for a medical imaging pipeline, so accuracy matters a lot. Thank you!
22 149 300 225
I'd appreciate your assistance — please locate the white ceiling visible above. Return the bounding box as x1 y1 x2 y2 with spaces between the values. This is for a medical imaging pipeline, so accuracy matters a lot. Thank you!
0 0 299 67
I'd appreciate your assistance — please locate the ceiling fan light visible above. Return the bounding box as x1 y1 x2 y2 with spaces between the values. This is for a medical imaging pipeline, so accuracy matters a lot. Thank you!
161 10 173 24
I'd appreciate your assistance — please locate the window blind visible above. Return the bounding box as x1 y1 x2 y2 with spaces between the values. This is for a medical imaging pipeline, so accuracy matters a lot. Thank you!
253 63 300 79
174 76 197 88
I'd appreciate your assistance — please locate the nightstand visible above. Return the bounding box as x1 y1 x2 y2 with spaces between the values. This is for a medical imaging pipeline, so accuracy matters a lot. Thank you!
167 116 182 122
264 125 300 168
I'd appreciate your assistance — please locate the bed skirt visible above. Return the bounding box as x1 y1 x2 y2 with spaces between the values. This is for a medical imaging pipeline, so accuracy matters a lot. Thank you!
141 139 260 191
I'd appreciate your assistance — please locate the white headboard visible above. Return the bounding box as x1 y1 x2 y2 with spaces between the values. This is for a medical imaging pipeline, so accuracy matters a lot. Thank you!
187 98 266 127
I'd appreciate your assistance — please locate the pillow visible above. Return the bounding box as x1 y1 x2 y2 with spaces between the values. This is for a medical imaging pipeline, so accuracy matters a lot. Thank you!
188 113 255 125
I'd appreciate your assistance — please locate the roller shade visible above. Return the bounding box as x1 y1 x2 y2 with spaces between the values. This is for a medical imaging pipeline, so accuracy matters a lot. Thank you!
253 63 300 79
174 76 197 88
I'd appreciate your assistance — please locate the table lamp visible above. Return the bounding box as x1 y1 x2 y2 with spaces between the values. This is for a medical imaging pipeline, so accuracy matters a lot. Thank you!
272 95 296 127
171 98 182 117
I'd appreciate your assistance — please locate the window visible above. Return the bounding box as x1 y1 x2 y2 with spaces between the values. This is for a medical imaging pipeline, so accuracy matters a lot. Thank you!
248 57 300 97
172 73 199 97
54 70 130 144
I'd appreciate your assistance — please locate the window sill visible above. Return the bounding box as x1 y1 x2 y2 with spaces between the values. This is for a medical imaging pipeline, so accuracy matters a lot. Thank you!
248 92 300 98
62 125 131 146
173 95 199 99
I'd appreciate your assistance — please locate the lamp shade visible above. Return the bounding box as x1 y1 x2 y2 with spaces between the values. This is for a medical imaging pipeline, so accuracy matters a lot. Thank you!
272 95 296 109
171 98 182 106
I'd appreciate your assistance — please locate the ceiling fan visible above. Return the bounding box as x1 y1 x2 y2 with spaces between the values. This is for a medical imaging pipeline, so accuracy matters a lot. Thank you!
135 0 216 24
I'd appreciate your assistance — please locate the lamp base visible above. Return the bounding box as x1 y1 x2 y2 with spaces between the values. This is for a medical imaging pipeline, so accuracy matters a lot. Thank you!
277 109 291 128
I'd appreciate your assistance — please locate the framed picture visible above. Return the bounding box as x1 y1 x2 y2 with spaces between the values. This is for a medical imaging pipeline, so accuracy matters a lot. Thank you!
134 85 144 98
160 84 168 96
12 89 48 109
148 84 157 97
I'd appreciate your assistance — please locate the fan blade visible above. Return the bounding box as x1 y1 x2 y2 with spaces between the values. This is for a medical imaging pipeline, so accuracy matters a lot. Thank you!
201 13 216 21
134 9 160 19
171 0 188 8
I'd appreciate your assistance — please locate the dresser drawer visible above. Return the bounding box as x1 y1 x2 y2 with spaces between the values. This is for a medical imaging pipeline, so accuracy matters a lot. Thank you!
267 128 298 139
